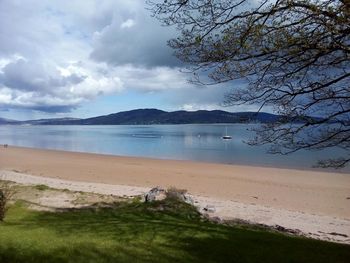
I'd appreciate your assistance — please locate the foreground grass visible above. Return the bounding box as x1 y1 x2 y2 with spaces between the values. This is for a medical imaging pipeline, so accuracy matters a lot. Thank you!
0 199 349 263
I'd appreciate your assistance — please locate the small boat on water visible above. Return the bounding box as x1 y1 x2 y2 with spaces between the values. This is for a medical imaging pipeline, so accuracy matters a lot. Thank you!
222 127 232 140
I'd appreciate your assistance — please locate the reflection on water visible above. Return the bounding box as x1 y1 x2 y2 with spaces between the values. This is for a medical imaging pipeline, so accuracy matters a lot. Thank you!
0 124 348 172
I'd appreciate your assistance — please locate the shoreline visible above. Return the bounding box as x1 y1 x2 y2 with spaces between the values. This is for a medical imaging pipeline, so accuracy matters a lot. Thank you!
1 145 350 244
1 144 349 174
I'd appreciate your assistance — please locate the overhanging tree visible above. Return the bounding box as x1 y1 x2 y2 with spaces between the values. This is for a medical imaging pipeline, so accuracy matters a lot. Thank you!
149 0 350 168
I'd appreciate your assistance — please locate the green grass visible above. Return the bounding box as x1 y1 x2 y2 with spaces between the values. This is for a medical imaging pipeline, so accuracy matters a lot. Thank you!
0 199 349 263
34 184 51 191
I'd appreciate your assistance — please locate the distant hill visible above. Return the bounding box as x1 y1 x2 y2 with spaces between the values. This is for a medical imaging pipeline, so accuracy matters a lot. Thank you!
0 117 80 125
0 109 283 125
21 117 81 125
0 117 19 125
69 109 283 125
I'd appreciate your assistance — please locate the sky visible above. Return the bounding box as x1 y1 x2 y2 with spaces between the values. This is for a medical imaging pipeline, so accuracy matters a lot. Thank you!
0 0 257 120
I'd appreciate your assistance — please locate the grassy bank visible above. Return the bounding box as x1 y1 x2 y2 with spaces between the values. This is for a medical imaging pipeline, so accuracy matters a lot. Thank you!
0 198 349 263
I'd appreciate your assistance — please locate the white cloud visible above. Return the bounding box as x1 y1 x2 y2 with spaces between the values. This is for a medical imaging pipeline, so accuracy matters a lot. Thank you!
0 88 12 104
0 56 124 111
0 0 237 115
120 19 135 29
0 0 168 112
181 104 222 111
180 103 262 112
113 65 191 91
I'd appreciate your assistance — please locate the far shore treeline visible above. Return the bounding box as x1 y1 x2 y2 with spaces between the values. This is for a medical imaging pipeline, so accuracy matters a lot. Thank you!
0 109 323 125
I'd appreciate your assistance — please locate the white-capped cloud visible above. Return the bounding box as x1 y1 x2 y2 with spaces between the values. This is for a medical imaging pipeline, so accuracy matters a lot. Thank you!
0 56 124 111
0 0 189 113
0 0 237 116
180 103 261 112
113 65 191 91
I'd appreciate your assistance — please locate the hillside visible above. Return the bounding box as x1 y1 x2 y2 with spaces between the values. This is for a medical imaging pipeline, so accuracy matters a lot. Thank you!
0 109 281 125
0 117 19 125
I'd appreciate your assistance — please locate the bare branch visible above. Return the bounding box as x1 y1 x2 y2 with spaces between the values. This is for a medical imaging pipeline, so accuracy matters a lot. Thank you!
149 0 350 168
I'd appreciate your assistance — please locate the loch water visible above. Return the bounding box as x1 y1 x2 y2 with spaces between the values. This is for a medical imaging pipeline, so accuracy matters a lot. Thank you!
0 124 348 172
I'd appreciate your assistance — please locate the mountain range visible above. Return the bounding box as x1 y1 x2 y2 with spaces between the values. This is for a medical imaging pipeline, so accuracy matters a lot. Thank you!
0 109 282 125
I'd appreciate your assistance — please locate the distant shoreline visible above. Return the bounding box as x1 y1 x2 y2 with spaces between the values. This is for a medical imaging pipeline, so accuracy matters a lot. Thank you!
0 108 284 125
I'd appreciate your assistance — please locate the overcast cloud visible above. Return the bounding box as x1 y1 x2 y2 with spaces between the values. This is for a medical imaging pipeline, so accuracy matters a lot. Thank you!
0 0 250 118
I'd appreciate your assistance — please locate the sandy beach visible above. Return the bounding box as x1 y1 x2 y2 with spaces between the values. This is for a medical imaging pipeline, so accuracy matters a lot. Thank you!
1 145 350 243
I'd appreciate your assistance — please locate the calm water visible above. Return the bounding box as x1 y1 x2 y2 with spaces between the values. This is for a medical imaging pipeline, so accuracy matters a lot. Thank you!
0 124 348 172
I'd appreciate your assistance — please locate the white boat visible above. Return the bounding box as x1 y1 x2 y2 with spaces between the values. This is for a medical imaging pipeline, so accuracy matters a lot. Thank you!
222 127 232 140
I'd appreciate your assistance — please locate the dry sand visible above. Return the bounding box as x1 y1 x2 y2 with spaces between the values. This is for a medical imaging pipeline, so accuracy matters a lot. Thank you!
1 146 350 243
